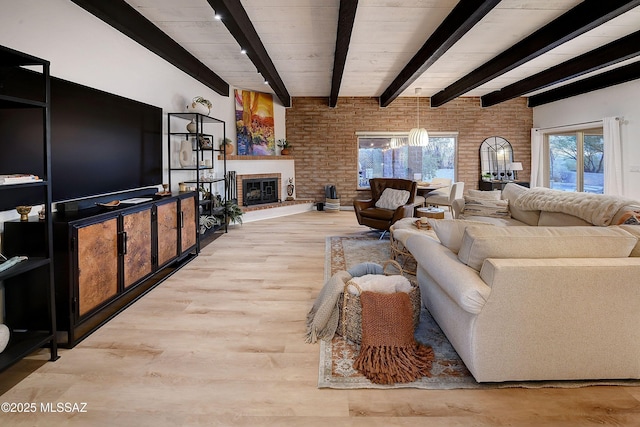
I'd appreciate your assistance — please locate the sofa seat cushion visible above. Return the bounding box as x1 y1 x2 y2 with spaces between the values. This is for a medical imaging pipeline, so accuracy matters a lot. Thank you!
359 207 395 220
459 216 527 227
457 226 638 271
405 235 490 314
537 211 592 226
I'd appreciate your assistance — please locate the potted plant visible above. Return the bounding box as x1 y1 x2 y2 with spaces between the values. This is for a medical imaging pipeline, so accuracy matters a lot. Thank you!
224 200 243 225
198 186 211 201
186 96 212 115
219 137 234 155
277 139 292 155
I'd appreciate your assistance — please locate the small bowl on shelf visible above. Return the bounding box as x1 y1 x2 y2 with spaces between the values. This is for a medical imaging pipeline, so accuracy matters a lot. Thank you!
16 205 32 221
96 200 121 209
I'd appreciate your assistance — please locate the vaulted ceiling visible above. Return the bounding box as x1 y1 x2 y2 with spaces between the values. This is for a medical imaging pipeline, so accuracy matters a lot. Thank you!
71 0 640 109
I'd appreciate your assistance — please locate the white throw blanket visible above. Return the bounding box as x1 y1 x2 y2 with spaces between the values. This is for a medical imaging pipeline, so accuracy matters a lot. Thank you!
346 274 412 294
512 187 633 226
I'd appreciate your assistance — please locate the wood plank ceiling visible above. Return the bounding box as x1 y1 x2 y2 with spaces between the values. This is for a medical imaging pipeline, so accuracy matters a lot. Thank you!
71 0 640 109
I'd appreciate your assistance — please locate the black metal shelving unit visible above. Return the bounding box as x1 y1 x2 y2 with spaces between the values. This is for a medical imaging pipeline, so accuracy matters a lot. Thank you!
167 112 228 250
0 45 59 372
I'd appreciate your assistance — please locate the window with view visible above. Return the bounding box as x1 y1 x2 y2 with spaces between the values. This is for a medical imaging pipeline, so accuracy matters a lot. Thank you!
357 132 457 189
547 127 603 194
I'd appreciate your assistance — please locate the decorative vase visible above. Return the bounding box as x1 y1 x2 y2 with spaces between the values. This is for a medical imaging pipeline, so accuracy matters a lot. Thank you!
222 143 233 155
186 119 197 133
281 148 291 155
286 183 294 201
179 140 193 167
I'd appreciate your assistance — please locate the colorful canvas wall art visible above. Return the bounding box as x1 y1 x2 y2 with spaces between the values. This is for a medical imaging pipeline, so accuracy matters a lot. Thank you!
235 89 275 156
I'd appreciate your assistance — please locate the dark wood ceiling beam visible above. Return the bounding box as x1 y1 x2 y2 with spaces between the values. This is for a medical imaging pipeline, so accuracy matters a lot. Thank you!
430 0 640 108
70 0 229 97
329 0 359 108
527 60 640 107
379 0 500 108
207 0 291 107
482 30 640 107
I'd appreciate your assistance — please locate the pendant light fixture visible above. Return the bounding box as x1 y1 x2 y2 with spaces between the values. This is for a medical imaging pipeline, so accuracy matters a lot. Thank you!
408 88 429 147
389 137 404 149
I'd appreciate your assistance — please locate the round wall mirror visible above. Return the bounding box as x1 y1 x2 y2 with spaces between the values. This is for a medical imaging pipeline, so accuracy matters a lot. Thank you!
480 136 513 180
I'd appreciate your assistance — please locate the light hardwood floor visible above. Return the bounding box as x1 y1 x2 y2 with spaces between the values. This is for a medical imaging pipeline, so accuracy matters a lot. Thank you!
1 211 639 426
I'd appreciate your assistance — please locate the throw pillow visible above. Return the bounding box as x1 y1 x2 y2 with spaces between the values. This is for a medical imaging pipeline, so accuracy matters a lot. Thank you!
612 206 640 225
460 196 510 219
375 188 410 210
467 189 501 200
429 219 494 254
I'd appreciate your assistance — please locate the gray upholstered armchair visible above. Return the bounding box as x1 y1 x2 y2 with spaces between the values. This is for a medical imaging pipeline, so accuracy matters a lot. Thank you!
354 178 418 234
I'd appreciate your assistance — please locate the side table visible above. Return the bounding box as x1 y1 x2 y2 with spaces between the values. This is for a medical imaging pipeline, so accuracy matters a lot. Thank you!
416 207 445 219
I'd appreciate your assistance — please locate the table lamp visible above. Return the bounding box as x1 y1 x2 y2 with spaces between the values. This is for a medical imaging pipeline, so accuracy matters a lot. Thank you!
509 162 523 180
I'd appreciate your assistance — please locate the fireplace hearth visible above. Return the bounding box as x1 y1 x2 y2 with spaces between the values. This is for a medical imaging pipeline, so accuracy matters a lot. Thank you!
243 178 278 206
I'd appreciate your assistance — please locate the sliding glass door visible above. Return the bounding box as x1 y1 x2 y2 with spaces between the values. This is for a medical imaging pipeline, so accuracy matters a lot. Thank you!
547 127 604 194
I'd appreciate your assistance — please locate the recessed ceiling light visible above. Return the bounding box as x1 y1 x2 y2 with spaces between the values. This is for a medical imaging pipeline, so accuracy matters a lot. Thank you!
240 49 247 54
214 13 222 20
264 80 269 85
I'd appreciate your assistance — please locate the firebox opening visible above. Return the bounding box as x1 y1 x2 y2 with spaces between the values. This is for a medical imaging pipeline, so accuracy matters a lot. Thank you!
243 178 279 206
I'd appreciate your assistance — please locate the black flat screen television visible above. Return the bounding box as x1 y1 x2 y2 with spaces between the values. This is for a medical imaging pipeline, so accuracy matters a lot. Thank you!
0 66 162 205
49 77 163 202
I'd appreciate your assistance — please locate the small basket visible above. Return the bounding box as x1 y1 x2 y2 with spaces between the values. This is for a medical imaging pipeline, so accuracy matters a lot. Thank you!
337 260 421 344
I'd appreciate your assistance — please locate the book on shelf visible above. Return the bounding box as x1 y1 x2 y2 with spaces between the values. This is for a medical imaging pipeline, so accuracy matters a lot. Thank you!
0 174 42 185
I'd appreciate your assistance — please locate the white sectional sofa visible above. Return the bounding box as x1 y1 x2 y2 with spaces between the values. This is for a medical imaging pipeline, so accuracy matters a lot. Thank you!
404 183 640 382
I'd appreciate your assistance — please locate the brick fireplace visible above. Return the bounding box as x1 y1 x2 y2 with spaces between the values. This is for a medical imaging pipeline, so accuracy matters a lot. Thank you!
237 173 281 207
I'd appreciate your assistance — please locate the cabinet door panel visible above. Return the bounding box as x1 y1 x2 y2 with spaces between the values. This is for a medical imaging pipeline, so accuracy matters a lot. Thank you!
181 195 197 252
76 218 118 317
123 208 152 288
157 200 178 266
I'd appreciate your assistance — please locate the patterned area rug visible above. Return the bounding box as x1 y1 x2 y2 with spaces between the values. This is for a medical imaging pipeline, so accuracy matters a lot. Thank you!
319 233 640 389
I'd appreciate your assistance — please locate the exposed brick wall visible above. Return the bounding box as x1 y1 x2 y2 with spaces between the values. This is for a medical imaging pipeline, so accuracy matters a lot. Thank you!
285 97 532 205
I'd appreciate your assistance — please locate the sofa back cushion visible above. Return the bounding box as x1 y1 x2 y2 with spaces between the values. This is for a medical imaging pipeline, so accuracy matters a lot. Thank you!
457 226 638 271
620 225 640 257
501 183 540 226
467 189 501 200
429 219 494 254
460 196 510 219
